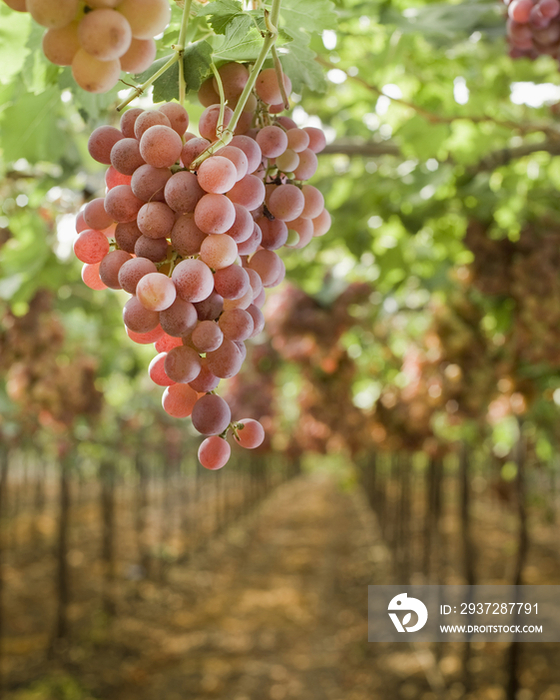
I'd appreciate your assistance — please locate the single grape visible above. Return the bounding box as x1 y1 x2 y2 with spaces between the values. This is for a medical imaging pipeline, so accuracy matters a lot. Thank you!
105 166 132 189
268 184 305 222
246 304 265 336
88 126 123 165
117 0 171 40
162 383 198 418
256 125 289 158
84 198 114 231
134 235 169 262
276 115 297 130
189 358 220 393
286 128 310 153
218 308 254 342
134 110 171 140
225 204 254 243
191 394 232 435
136 272 177 311
72 49 121 93
164 345 201 383
255 67 291 105
275 149 299 173
540 0 560 18
149 352 174 387
199 104 234 141
120 108 144 138
181 137 211 168
120 38 157 74
230 135 263 173
213 264 250 300
158 102 189 136
137 201 176 238
126 324 164 345
171 215 207 256
257 217 288 250
247 249 283 288
200 233 238 270
78 8 132 61
301 184 325 219
198 77 220 107
194 193 236 234
42 21 80 66
99 249 132 288
194 291 224 321
27 0 79 28
104 185 144 222
192 320 224 352
216 146 249 181
234 419 265 448
172 258 214 303
81 262 107 290
508 0 534 22
164 171 205 213
303 126 327 154
117 256 157 293
110 137 145 175
155 333 183 353
245 268 264 298
214 62 249 106
159 297 198 337
139 125 183 169
197 156 238 194
74 229 110 264
222 286 253 311
198 436 231 470
123 295 160 333
226 174 265 211
236 222 262 256
206 339 244 378
131 164 171 203
312 208 331 237
293 149 318 180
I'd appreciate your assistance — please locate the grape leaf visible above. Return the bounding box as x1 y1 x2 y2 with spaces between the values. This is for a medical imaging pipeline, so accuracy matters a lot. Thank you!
280 33 326 93
278 0 337 33
213 15 264 62
196 0 245 35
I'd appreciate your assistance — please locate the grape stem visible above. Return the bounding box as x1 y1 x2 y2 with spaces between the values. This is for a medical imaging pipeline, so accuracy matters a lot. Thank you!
190 0 283 169
271 45 289 110
116 0 193 112
210 62 228 135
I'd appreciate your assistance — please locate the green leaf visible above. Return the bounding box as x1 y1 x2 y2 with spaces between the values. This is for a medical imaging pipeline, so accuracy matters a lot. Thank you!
280 33 326 93
183 40 213 93
278 0 337 33
0 5 32 85
0 87 65 163
213 14 264 62
197 0 245 34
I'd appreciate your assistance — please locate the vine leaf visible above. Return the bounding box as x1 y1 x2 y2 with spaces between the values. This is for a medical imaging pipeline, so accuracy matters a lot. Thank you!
196 0 245 35
280 32 326 93
278 0 337 33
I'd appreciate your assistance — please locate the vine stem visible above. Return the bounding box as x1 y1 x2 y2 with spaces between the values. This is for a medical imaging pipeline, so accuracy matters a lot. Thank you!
271 45 289 110
116 0 193 112
210 62 227 134
191 0 282 169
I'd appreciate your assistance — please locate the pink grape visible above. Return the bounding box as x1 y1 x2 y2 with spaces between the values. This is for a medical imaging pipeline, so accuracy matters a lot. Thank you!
158 102 189 136
199 233 238 270
118 256 157 293
137 201 176 238
123 295 160 333
136 272 177 311
194 193 236 234
74 229 110 264
192 321 224 352
155 333 183 352
194 292 223 321
214 62 249 105
313 208 331 237
131 164 171 202
256 126 288 158
198 104 233 141
172 259 214 302
198 77 220 107
286 128 310 153
509 0 534 22
225 204 253 243
189 358 220 392
303 126 327 154
216 146 248 180
301 185 325 219
171 215 207 256
275 149 299 173
115 221 142 252
540 0 560 17
84 198 113 231
245 268 264 298
234 419 265 448
162 383 198 418
213 264 250 300
255 67 291 105
139 125 183 169
120 38 157 74
72 50 121 93
164 172 205 213
126 324 164 345
164 346 201 383
105 166 132 189
134 235 169 262
42 21 80 66
257 217 288 250
226 175 265 210
78 8 132 61
236 222 262 256
149 352 174 386
99 249 132 288
268 184 305 221
247 249 283 287
159 297 198 337
118 0 171 40
222 286 253 311
134 110 171 140
253 287 265 308
104 185 144 222
181 137 211 168
218 308 254 341
198 436 231 470
276 115 297 130
206 339 244 378
191 394 231 435
88 126 123 165
27 0 80 28
81 262 107 290
230 135 262 173
120 108 143 138
293 149 318 180
110 137 145 175
197 156 238 194
246 304 265 336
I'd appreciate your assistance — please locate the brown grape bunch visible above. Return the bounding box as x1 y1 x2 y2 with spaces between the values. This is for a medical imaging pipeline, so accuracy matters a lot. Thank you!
3 0 170 93
73 62 331 470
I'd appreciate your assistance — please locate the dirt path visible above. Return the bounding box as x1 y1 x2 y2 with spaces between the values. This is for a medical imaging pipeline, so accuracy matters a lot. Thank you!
90 472 426 700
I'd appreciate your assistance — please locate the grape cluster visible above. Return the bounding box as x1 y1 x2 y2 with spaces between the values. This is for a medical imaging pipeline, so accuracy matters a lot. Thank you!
0 290 103 427
74 63 330 469
3 0 170 93
504 0 560 59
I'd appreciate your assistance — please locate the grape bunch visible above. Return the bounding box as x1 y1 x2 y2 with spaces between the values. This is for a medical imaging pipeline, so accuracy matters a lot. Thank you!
74 63 330 470
504 0 560 59
3 0 170 93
